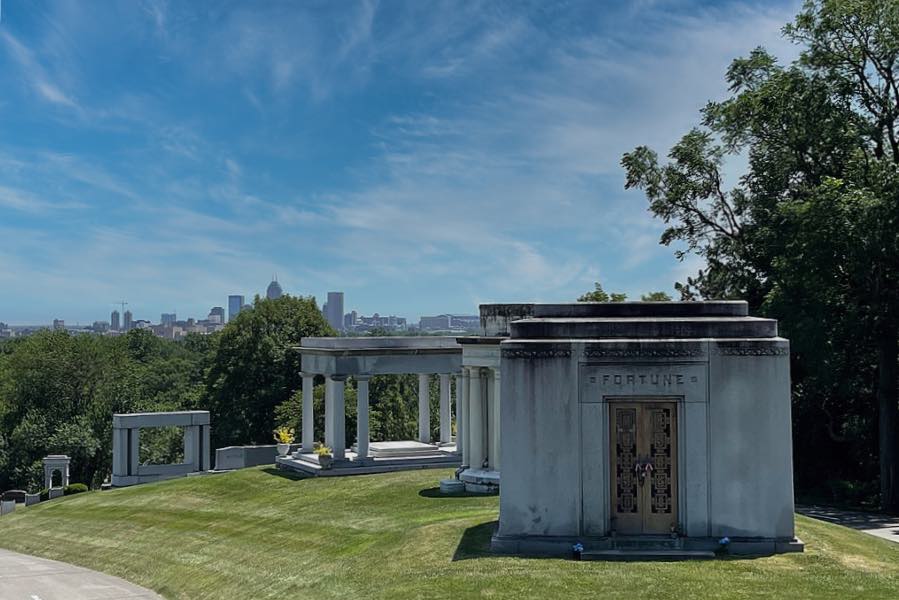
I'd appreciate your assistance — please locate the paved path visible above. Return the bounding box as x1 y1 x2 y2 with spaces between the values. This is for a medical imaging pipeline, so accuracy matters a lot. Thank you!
798 505 899 544
0 549 162 600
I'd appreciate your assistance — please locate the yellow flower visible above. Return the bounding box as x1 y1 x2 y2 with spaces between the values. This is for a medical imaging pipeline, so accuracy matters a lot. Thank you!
273 427 295 444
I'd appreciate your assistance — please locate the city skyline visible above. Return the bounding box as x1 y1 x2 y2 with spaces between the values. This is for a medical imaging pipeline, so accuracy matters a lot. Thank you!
0 279 473 329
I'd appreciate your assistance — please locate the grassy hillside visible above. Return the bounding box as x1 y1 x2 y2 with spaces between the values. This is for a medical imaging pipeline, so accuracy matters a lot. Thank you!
0 467 897 599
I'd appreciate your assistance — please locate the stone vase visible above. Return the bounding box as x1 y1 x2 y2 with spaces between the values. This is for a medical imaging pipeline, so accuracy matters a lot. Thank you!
276 443 291 457
318 454 333 469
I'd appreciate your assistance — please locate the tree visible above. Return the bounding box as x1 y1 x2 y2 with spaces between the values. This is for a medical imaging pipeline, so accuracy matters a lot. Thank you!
204 295 334 447
0 328 210 491
641 292 673 301
622 0 899 509
578 282 627 302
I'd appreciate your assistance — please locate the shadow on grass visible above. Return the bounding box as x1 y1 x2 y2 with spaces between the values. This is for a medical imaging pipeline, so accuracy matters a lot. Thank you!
453 520 498 561
261 467 309 481
418 487 496 499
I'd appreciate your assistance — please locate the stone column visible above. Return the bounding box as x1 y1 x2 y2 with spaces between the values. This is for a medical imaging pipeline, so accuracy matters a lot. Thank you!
418 374 431 443
112 427 127 478
458 369 469 465
491 367 501 471
325 375 347 460
439 373 451 444
356 375 371 459
129 427 140 477
301 373 315 452
201 424 211 471
183 425 197 468
324 379 333 446
468 367 485 470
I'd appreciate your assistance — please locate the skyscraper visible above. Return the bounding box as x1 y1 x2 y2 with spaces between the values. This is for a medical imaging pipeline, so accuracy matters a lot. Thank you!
266 277 283 300
123 310 133 331
228 295 245 322
161 313 177 326
111 310 120 331
209 306 225 324
326 292 344 332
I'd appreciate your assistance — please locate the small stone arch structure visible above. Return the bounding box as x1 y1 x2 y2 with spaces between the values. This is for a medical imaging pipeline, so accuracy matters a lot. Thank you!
111 411 211 487
42 455 70 489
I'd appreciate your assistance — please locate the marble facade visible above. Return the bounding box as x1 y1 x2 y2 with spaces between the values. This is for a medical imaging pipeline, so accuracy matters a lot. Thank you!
487 301 803 556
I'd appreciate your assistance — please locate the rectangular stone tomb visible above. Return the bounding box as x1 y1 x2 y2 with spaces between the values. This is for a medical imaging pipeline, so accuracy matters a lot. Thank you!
489 300 804 558
367 441 446 458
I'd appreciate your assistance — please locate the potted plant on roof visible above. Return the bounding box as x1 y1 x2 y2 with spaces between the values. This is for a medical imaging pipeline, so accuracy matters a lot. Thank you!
315 445 333 469
273 427 295 457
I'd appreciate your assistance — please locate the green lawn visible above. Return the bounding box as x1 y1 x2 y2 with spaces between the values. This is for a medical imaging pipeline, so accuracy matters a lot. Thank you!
1 467 897 599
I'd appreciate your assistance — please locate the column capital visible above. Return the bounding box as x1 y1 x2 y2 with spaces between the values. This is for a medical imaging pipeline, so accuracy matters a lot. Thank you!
328 374 348 382
355 374 372 382
299 371 316 378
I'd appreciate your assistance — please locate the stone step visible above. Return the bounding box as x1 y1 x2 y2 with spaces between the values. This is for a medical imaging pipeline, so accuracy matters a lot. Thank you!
613 536 682 550
583 549 715 562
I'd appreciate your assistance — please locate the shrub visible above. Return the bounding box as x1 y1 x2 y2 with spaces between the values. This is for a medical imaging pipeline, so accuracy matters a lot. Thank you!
63 483 89 496
38 488 49 501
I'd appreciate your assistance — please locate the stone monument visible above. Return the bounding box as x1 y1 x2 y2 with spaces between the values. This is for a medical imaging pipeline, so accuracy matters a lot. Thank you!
42 455 70 490
489 301 803 558
112 411 211 487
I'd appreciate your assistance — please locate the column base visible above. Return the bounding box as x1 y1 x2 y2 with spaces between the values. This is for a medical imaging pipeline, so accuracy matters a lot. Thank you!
459 467 500 494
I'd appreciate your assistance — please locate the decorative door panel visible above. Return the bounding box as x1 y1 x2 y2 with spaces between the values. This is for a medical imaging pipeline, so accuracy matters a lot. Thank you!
609 401 678 535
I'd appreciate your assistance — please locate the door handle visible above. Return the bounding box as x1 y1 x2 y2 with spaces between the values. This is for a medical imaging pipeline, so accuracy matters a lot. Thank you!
634 457 654 487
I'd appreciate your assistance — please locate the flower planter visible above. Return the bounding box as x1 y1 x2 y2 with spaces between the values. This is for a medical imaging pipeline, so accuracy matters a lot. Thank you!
276 443 291 457
317 454 333 470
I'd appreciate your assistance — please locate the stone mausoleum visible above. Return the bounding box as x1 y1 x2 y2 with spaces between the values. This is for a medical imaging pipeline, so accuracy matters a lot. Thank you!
488 301 803 557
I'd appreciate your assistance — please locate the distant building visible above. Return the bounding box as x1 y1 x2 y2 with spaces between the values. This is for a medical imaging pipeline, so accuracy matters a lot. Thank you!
242 303 252 312
343 310 358 330
208 307 225 324
419 315 450 331
450 314 480 330
111 310 121 331
228 295 245 322
419 314 480 332
266 278 283 300
123 310 133 331
53 319 65 331
161 313 177 326
92 321 110 333
348 313 407 333
325 292 344 331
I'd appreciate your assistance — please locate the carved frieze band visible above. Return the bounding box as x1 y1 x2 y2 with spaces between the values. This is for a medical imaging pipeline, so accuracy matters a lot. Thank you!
502 348 572 359
713 343 788 356
584 347 704 359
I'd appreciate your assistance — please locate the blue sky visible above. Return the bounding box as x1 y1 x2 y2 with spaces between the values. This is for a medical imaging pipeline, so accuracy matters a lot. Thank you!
0 0 800 325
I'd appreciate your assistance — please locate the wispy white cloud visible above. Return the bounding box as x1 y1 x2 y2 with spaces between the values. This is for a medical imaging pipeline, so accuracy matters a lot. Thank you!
0 30 80 110
0 185 87 214
0 0 806 322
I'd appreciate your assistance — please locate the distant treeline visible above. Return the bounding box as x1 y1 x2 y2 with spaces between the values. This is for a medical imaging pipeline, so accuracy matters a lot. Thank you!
0 295 454 492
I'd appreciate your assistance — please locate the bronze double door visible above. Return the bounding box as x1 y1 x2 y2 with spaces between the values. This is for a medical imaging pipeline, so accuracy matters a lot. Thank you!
609 400 678 535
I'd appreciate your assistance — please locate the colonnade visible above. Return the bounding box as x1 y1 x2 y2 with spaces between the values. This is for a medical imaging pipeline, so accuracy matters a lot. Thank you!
299 372 458 460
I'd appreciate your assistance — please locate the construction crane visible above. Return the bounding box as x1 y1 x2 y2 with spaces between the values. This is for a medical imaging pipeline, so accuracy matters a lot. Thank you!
114 300 128 315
